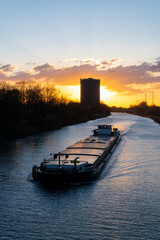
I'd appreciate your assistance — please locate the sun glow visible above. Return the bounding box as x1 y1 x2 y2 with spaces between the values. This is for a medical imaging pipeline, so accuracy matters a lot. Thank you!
56 85 80 101
56 84 117 105
100 86 117 104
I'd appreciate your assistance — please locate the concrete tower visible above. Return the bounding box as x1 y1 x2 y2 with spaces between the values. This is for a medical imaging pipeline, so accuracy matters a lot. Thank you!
80 78 100 105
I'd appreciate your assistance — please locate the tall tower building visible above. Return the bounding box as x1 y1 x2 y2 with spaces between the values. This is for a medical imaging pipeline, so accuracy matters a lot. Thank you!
80 78 100 105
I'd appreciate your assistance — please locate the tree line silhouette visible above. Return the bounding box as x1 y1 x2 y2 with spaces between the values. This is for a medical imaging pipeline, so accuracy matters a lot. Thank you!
111 101 160 123
0 82 110 142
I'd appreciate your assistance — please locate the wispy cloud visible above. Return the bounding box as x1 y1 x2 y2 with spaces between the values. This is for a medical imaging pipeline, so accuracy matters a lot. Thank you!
61 58 120 68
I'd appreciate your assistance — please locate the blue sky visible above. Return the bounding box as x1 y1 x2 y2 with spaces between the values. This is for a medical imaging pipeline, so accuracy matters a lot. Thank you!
1 0 160 106
1 0 160 65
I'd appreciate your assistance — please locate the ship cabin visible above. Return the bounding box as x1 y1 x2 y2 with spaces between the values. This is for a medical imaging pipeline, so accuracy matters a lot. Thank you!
93 124 112 136
98 125 112 135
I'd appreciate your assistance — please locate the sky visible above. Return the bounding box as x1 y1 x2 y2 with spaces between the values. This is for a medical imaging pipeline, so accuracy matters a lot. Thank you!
1 0 160 107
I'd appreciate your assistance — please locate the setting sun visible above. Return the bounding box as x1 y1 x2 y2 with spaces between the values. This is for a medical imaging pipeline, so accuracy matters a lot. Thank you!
56 85 80 102
56 84 117 105
100 86 117 104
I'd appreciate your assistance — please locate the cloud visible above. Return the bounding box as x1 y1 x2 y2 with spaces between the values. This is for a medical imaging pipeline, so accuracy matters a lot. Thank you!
99 59 120 66
63 58 79 63
79 58 95 64
1 59 160 95
148 61 160 72
0 64 16 72
63 58 95 64
26 62 36 66
62 58 120 68
34 63 56 72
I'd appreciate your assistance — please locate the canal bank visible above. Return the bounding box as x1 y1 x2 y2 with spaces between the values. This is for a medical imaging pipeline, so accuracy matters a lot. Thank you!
0 111 110 143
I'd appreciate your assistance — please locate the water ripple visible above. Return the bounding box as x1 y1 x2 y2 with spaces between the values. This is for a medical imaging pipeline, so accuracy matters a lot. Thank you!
0 113 160 239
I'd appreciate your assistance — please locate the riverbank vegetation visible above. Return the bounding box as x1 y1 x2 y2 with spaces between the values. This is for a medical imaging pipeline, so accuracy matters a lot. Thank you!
111 102 160 124
0 82 110 142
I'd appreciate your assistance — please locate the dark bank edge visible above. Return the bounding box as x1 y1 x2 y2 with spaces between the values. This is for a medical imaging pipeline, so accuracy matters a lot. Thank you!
0 111 111 143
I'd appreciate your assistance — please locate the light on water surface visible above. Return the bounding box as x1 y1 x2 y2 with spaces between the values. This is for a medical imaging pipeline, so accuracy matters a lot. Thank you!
0 113 160 239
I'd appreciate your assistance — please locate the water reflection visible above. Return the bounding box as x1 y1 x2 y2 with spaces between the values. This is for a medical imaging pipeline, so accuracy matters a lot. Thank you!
0 113 160 239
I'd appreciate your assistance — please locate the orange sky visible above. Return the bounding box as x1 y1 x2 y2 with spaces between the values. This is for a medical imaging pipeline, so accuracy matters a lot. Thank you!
0 59 160 107
57 84 159 107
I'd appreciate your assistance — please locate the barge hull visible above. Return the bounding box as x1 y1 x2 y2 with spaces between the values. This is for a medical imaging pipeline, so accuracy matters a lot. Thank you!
32 133 120 184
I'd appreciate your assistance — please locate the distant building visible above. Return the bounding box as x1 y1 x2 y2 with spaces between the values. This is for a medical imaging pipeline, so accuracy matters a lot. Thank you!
80 78 100 105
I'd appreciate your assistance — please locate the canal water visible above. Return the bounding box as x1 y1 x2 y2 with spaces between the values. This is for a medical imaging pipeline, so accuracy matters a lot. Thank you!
0 113 160 240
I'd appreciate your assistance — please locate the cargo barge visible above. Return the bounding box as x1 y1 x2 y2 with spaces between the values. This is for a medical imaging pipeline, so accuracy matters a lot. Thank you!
32 125 121 184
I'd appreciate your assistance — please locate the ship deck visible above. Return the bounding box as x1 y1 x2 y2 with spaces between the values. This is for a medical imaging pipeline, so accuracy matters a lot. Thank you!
45 135 115 167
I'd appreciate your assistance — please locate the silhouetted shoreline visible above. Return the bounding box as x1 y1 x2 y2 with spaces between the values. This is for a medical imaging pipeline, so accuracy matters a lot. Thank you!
111 102 160 124
0 82 111 143
0 111 110 143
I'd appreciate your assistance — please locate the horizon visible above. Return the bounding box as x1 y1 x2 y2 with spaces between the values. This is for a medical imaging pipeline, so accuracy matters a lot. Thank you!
1 0 160 107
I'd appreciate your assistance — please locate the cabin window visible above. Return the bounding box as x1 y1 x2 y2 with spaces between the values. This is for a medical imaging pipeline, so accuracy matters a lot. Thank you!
98 125 111 129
